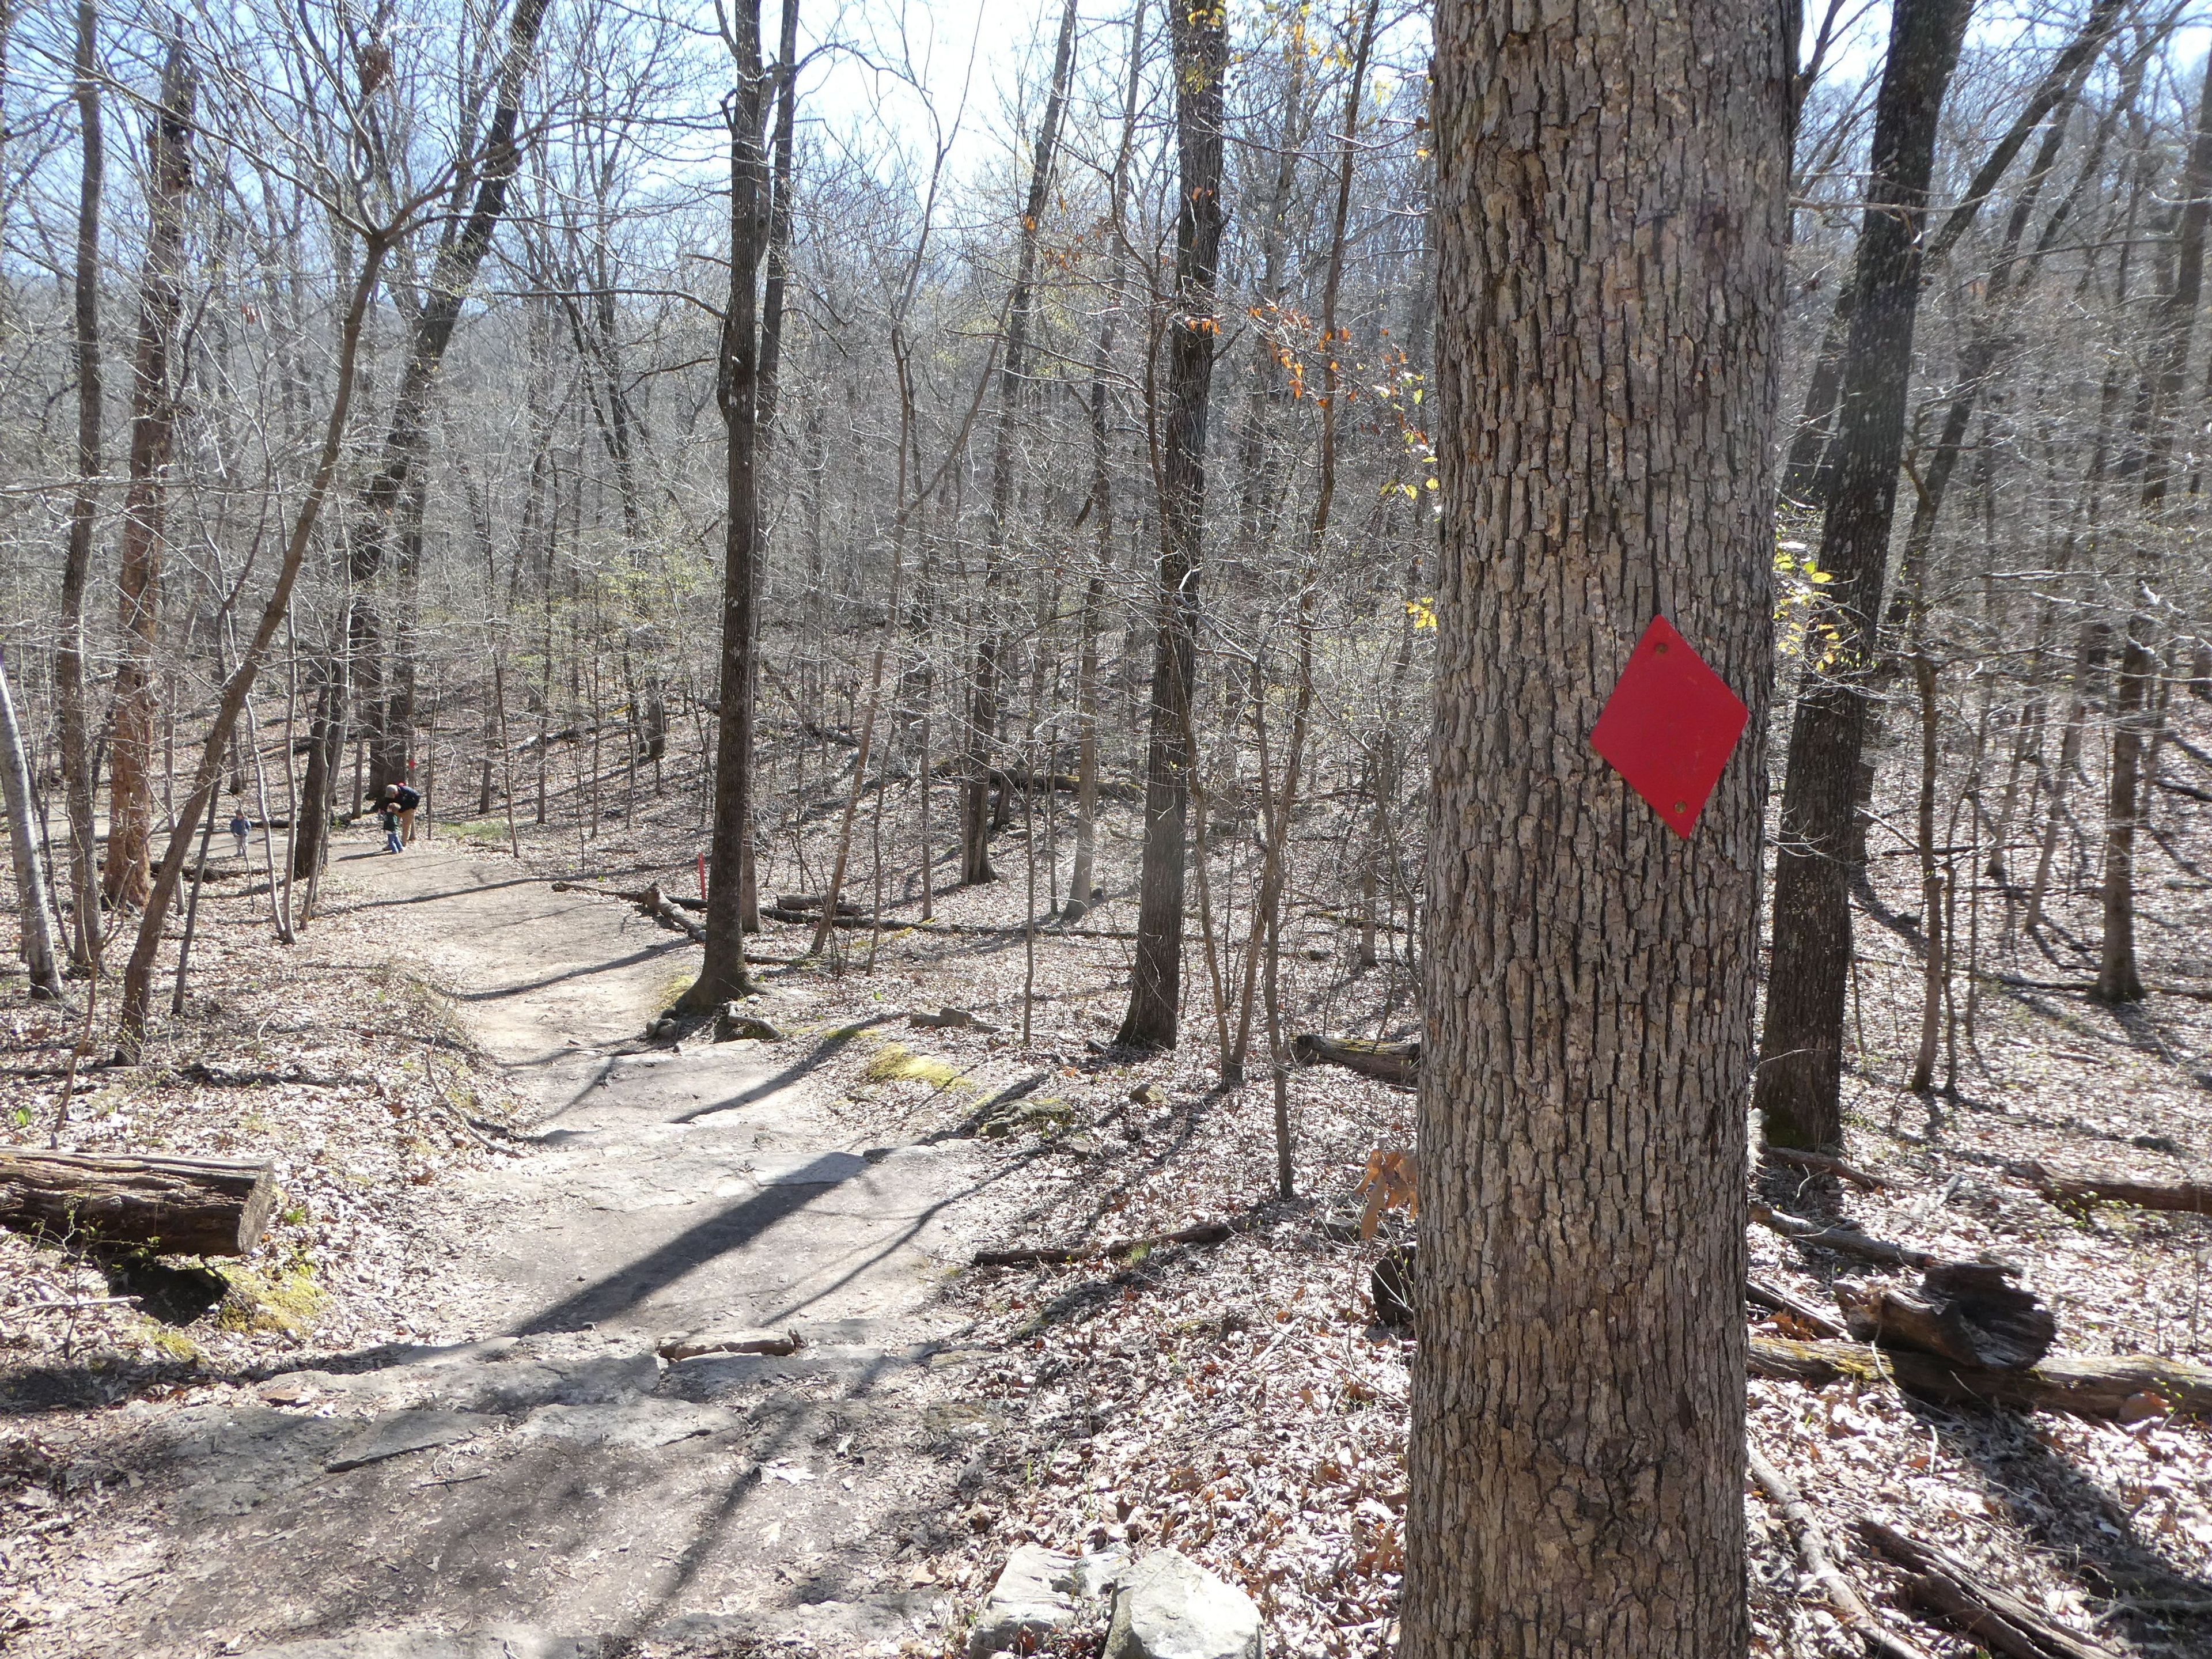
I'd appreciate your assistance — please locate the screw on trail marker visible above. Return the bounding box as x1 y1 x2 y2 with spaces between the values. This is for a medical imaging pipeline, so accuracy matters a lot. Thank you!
1588 616 1748 840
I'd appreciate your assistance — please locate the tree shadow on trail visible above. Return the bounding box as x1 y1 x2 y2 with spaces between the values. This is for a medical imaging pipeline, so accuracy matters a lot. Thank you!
1913 1397 2212 1653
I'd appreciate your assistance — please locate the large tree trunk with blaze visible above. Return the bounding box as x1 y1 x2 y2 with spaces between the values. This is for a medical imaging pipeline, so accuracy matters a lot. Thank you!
1403 0 1788 1653
1116 2 1226 1051
101 41 196 912
1755 0 1973 1153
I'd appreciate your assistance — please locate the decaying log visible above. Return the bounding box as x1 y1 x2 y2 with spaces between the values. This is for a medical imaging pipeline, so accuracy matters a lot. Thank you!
1765 1146 1892 1190
1857 1520 2123 1659
1747 1448 1933 1659
1837 1262 2056 1370
773 892 861 917
0 1147 276 1256
1749 1335 2212 1419
639 883 704 941
551 880 704 941
2005 1160 2212 1215
1747 1276 1848 1339
1753 1202 1964 1274
1291 1033 1419 1086
972 1219 1237 1269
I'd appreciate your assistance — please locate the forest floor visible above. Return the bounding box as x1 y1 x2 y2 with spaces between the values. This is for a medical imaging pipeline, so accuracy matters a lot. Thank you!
0 763 2209 1658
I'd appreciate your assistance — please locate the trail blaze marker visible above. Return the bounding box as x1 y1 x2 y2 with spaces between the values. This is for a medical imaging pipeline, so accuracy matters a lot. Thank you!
1589 616 1748 840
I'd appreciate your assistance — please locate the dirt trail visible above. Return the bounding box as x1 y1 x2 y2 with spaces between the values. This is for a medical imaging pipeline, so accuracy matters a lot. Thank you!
59 842 998 1659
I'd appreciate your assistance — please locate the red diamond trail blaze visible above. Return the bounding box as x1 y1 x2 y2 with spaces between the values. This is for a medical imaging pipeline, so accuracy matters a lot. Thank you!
1588 616 1748 840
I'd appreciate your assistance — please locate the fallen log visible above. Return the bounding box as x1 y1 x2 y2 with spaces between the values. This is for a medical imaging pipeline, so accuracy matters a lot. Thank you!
0 1147 276 1257
772 892 861 917
1857 1520 2123 1659
759 908 1145 942
972 1219 1237 1270
2005 1159 2212 1216
1748 1335 2212 1419
1765 1146 1892 1191
639 882 705 942
1747 1449 1933 1659
1746 1277 1847 1339
1752 1202 1970 1275
1291 1033 1419 1087
1836 1262 2056 1370
551 880 704 940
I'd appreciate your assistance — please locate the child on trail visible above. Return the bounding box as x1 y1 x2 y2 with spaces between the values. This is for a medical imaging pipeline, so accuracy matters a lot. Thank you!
382 782 423 844
380 803 403 854
229 810 250 861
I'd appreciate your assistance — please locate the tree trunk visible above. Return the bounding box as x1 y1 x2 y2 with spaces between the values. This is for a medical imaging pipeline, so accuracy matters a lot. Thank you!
2096 618 2153 1002
293 0 553 881
1755 0 1973 1152
681 4 771 1013
0 648 63 999
101 44 196 912
961 0 1080 887
116 238 393 1051
54 0 102 969
1405 2 1786 1655
1116 2 1227 1051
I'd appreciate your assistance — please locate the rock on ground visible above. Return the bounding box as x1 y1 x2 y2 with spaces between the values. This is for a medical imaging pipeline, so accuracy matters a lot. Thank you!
1103 1549 1264 1659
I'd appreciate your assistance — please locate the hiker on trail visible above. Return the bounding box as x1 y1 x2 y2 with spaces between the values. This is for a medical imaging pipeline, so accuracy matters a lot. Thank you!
229 809 249 861
382 781 422 844
379 801 403 854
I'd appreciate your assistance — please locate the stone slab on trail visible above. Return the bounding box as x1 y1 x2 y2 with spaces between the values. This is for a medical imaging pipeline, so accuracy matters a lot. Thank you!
325 1409 497 1472
238 1627 601 1659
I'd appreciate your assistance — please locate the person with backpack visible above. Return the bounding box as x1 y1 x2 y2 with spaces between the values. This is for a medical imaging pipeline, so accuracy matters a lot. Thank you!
382 781 422 845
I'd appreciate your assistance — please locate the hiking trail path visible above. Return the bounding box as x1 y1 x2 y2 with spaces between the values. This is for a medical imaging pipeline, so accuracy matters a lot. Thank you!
63 840 1003 1659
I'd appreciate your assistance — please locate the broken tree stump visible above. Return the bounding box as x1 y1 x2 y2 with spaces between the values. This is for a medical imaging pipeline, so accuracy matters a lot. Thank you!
1290 1033 1419 1086
0 1147 277 1257
1837 1262 2057 1371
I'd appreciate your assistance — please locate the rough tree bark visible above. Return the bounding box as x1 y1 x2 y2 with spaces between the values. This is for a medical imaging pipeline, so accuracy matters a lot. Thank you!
1403 1 1788 1655
101 40 198 912
1116 0 1227 1050
1755 0 1974 1153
